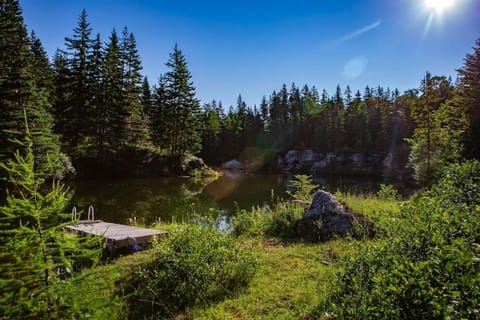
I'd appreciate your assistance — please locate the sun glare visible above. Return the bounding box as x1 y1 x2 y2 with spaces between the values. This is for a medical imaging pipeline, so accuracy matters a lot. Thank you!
423 0 457 15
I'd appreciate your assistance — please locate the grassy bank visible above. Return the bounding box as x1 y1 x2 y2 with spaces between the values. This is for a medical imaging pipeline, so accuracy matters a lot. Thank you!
65 189 401 319
64 162 480 319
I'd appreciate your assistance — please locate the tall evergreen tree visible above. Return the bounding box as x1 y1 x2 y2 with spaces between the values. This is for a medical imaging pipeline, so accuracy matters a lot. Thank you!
140 76 153 132
456 38 480 159
407 73 455 185
160 44 201 155
63 9 93 152
151 75 168 150
120 28 147 147
0 0 65 178
88 33 105 158
102 30 127 155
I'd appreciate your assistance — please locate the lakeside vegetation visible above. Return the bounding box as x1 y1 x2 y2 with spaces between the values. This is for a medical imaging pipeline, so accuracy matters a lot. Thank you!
2 0 480 319
2 138 479 319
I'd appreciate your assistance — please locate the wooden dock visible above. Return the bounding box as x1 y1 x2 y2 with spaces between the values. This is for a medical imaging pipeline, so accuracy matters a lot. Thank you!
66 220 167 250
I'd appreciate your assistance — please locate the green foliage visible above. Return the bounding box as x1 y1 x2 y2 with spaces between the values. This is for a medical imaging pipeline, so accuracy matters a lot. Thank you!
232 201 305 239
457 38 480 159
124 224 257 318
0 0 67 179
287 174 316 202
150 45 202 156
0 132 102 319
329 161 480 319
406 73 466 186
377 184 399 200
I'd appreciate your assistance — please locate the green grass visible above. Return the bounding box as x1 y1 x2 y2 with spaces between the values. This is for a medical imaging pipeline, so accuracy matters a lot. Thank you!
335 192 403 235
181 239 351 320
59 250 156 319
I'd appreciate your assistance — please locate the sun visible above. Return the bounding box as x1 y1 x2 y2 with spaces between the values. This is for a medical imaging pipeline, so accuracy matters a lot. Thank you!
423 0 457 15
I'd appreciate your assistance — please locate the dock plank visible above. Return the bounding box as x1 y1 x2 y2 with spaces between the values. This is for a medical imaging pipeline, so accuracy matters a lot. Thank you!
66 220 167 249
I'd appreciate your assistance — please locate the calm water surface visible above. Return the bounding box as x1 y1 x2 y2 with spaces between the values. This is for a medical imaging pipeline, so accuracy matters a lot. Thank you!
68 172 386 224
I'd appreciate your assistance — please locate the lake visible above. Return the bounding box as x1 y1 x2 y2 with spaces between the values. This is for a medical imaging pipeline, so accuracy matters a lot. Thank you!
68 172 388 225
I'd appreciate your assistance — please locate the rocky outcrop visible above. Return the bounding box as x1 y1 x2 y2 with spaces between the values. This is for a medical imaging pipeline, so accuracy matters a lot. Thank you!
296 190 373 241
278 150 406 177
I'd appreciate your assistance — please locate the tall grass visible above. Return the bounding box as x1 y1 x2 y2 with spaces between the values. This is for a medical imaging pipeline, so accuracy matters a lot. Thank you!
123 224 257 319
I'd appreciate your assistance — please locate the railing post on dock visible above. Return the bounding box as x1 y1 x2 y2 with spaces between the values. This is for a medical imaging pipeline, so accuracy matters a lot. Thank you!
87 205 95 221
71 206 78 221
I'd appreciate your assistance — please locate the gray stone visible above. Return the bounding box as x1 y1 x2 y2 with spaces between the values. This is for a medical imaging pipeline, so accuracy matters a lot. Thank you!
222 159 243 170
298 190 356 240
304 190 348 219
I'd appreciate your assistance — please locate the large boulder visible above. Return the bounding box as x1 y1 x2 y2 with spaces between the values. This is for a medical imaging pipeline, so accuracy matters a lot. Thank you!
297 190 371 241
222 159 243 170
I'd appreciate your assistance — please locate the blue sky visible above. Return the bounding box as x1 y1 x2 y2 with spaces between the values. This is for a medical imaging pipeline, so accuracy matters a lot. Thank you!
21 0 480 107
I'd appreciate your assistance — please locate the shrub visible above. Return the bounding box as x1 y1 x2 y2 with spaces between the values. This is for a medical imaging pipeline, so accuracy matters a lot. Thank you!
287 174 317 203
377 184 399 200
328 161 480 319
124 225 257 318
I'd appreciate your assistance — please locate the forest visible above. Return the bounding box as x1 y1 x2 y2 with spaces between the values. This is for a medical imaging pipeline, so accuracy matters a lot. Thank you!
1 2 479 186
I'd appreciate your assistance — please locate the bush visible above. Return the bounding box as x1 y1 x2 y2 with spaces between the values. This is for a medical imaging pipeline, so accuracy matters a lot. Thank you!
124 225 257 318
328 161 480 319
377 184 399 200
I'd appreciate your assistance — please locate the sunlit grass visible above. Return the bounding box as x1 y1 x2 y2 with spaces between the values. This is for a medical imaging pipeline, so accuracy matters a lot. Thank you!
182 239 350 320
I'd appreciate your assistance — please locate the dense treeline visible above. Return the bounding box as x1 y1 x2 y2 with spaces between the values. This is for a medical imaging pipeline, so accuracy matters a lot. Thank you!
1 0 480 186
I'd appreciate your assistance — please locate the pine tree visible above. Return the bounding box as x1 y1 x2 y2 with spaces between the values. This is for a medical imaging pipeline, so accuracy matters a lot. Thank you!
457 38 480 158
140 76 153 134
0 121 101 318
151 74 168 150
161 44 201 156
200 100 222 163
88 33 105 158
63 9 93 152
0 0 66 178
407 73 455 185
120 28 147 147
102 30 127 154
0 0 31 166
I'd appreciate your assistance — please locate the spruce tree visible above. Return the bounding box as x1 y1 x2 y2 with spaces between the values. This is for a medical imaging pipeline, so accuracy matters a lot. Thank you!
140 76 153 136
102 30 127 154
151 74 168 150
161 44 201 156
407 73 455 185
88 33 105 158
63 9 93 152
0 121 101 318
0 0 66 178
457 38 480 159
120 28 147 147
